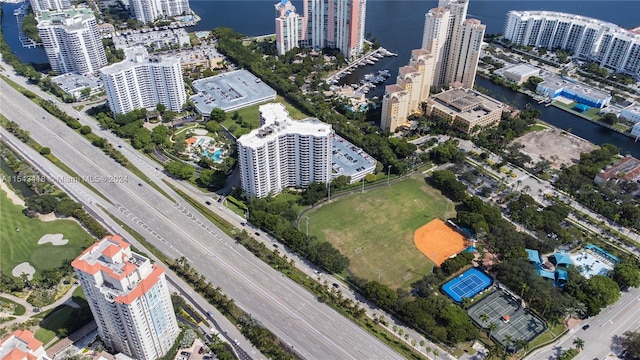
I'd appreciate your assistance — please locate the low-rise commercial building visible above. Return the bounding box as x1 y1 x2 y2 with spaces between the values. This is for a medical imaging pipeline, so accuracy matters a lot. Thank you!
425 87 505 135
536 75 611 108
51 73 102 99
494 63 540 84
594 155 640 185
620 103 640 124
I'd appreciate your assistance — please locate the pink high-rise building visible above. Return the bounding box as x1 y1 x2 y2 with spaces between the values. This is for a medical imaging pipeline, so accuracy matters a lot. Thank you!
275 0 366 58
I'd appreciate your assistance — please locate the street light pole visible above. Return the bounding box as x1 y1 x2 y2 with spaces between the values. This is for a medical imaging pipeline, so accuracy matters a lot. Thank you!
387 166 392 186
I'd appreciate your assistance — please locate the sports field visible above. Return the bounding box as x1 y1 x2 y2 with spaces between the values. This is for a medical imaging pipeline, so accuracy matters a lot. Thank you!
305 176 455 289
0 189 93 278
468 290 546 352
414 218 469 266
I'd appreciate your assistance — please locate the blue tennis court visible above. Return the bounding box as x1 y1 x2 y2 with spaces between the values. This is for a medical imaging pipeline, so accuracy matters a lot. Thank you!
442 267 493 302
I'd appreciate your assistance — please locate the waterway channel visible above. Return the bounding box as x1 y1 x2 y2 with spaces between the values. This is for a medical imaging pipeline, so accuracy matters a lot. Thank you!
475 77 640 158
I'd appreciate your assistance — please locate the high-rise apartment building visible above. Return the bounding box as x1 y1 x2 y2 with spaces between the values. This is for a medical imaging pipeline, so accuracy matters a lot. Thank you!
237 103 332 198
381 0 484 132
504 11 640 79
129 0 191 24
100 47 186 114
37 8 107 75
421 0 484 89
29 0 70 13
380 49 435 132
274 0 366 58
275 0 304 55
0 330 50 360
71 235 179 360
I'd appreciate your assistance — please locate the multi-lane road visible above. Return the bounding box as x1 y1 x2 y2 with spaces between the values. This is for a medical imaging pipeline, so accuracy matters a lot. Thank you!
0 79 404 359
526 286 640 360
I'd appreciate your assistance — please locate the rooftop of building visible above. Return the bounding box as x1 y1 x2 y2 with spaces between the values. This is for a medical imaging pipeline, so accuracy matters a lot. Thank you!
37 7 94 28
237 103 331 149
100 46 180 75
71 235 163 304
190 70 277 114
500 63 540 77
595 155 640 182
622 103 640 116
507 10 640 39
538 74 611 100
331 133 376 180
398 65 418 77
384 84 407 95
52 73 102 94
430 88 504 120
0 330 46 360
411 48 431 57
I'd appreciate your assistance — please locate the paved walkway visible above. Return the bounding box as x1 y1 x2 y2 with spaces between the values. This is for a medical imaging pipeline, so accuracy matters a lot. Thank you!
0 284 80 331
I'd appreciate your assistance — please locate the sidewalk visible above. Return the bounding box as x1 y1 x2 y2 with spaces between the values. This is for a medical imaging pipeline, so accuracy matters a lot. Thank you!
0 284 80 330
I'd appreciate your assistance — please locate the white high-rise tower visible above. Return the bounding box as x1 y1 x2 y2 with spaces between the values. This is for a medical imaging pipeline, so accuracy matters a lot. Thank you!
72 235 179 360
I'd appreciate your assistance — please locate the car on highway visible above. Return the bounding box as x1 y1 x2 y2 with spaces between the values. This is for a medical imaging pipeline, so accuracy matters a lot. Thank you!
314 270 321 275
273 244 278 248
255 232 260 236
582 324 590 330
205 201 211 205
332 283 339 288
240 222 245 226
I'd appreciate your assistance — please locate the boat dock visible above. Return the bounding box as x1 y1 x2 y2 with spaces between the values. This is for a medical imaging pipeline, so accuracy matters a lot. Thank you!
326 47 397 85
14 4 41 49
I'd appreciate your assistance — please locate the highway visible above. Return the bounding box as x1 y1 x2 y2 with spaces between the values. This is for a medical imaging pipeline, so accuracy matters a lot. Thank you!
2 68 452 359
525 285 640 360
0 130 260 359
0 79 404 359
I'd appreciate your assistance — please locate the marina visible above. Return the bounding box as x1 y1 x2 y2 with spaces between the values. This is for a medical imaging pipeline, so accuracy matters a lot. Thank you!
14 3 40 48
326 47 397 86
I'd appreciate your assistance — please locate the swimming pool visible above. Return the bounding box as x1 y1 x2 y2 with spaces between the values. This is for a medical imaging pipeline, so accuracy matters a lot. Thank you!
203 149 223 163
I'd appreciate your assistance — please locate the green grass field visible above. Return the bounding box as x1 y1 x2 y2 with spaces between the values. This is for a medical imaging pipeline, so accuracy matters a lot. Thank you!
34 305 75 344
0 189 93 278
305 176 456 289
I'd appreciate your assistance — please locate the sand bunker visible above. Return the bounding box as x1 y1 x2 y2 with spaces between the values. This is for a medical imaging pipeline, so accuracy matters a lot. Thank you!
0 179 25 207
38 234 69 246
12 262 36 280
414 218 469 266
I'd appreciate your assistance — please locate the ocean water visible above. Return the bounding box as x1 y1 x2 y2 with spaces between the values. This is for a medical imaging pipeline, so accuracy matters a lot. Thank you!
2 0 638 153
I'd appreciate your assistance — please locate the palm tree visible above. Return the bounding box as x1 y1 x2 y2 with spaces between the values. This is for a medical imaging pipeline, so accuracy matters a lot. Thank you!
480 313 490 328
504 334 514 353
461 297 472 309
574 302 588 318
573 337 585 351
488 322 498 340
